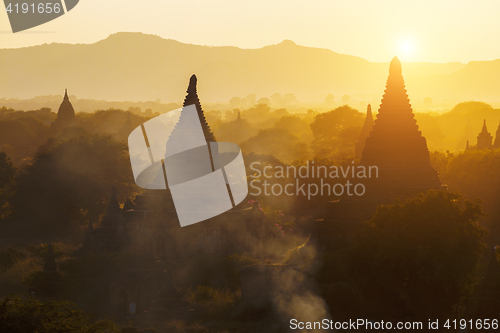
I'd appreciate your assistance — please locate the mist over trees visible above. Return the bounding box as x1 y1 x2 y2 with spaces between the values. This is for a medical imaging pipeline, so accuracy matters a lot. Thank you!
0 93 499 332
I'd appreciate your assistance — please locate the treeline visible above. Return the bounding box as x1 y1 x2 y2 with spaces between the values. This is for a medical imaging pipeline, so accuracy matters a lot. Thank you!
2 102 500 239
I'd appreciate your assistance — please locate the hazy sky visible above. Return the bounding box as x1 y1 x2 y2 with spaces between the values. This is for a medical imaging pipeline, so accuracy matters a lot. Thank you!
1 0 499 63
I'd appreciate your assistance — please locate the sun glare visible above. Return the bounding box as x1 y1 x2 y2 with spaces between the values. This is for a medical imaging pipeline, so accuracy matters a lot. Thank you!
397 39 417 61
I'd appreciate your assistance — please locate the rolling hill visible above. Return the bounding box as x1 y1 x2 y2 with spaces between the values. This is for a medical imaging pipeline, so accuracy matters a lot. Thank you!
0 32 497 104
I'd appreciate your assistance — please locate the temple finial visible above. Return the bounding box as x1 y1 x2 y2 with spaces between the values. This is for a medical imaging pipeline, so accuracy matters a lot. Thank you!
64 89 68 100
389 56 402 75
187 74 197 94
180 74 215 142
367 104 372 116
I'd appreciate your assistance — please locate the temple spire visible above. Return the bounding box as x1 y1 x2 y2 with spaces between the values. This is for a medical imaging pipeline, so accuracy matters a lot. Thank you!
182 74 215 142
122 198 136 212
54 89 75 127
355 104 375 158
481 119 488 133
389 56 402 75
466 140 470 151
360 56 440 201
477 119 493 149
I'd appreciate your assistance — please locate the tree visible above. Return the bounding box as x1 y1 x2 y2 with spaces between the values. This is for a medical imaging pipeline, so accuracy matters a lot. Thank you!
229 96 242 108
257 97 271 105
246 94 256 107
0 152 16 218
282 93 297 106
341 95 351 104
440 149 500 242
240 128 309 163
349 190 486 321
0 295 119 333
325 94 335 106
271 93 282 104
11 133 138 236
310 105 364 160
273 115 312 143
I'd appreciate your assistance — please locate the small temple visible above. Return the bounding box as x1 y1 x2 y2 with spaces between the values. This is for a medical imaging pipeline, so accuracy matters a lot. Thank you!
476 119 493 149
354 104 374 159
464 119 500 150
53 89 76 128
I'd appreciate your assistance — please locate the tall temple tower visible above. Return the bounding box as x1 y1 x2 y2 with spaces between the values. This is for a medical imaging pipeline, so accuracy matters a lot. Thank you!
477 120 494 149
54 89 76 128
175 74 215 142
355 104 374 158
360 57 441 202
316 58 441 251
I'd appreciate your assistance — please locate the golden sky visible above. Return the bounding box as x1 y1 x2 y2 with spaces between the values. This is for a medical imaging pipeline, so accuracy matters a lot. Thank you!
1 0 499 63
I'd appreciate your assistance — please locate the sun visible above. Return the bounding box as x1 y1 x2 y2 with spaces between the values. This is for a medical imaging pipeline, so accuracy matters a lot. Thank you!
397 39 417 60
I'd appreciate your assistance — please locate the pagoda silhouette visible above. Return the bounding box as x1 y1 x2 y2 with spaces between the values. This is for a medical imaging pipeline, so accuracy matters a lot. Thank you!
317 57 442 250
53 89 76 128
354 104 374 158
360 56 441 201
476 119 493 149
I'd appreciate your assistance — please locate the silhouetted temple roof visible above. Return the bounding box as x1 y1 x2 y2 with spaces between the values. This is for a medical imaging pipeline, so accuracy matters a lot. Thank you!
122 198 136 211
479 119 491 136
389 56 402 75
56 89 76 123
355 104 374 158
360 55 441 193
477 119 493 149
182 75 216 142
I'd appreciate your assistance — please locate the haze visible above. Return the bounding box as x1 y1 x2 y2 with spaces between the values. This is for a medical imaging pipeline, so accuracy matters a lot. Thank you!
1 0 500 63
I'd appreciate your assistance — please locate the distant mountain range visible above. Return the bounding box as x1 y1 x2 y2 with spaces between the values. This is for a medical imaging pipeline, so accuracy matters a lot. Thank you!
0 32 499 103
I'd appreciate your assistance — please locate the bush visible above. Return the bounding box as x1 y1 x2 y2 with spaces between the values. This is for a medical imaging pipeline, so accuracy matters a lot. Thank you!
186 286 239 319
0 247 26 271
225 253 259 289
0 295 119 333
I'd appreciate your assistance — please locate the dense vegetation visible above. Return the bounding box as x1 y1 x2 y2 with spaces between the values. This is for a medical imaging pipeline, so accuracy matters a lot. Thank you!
0 101 499 332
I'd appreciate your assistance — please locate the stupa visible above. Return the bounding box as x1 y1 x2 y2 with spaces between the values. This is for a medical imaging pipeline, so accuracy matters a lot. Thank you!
53 89 76 127
477 119 493 149
355 104 374 158
317 58 441 250
360 56 441 202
